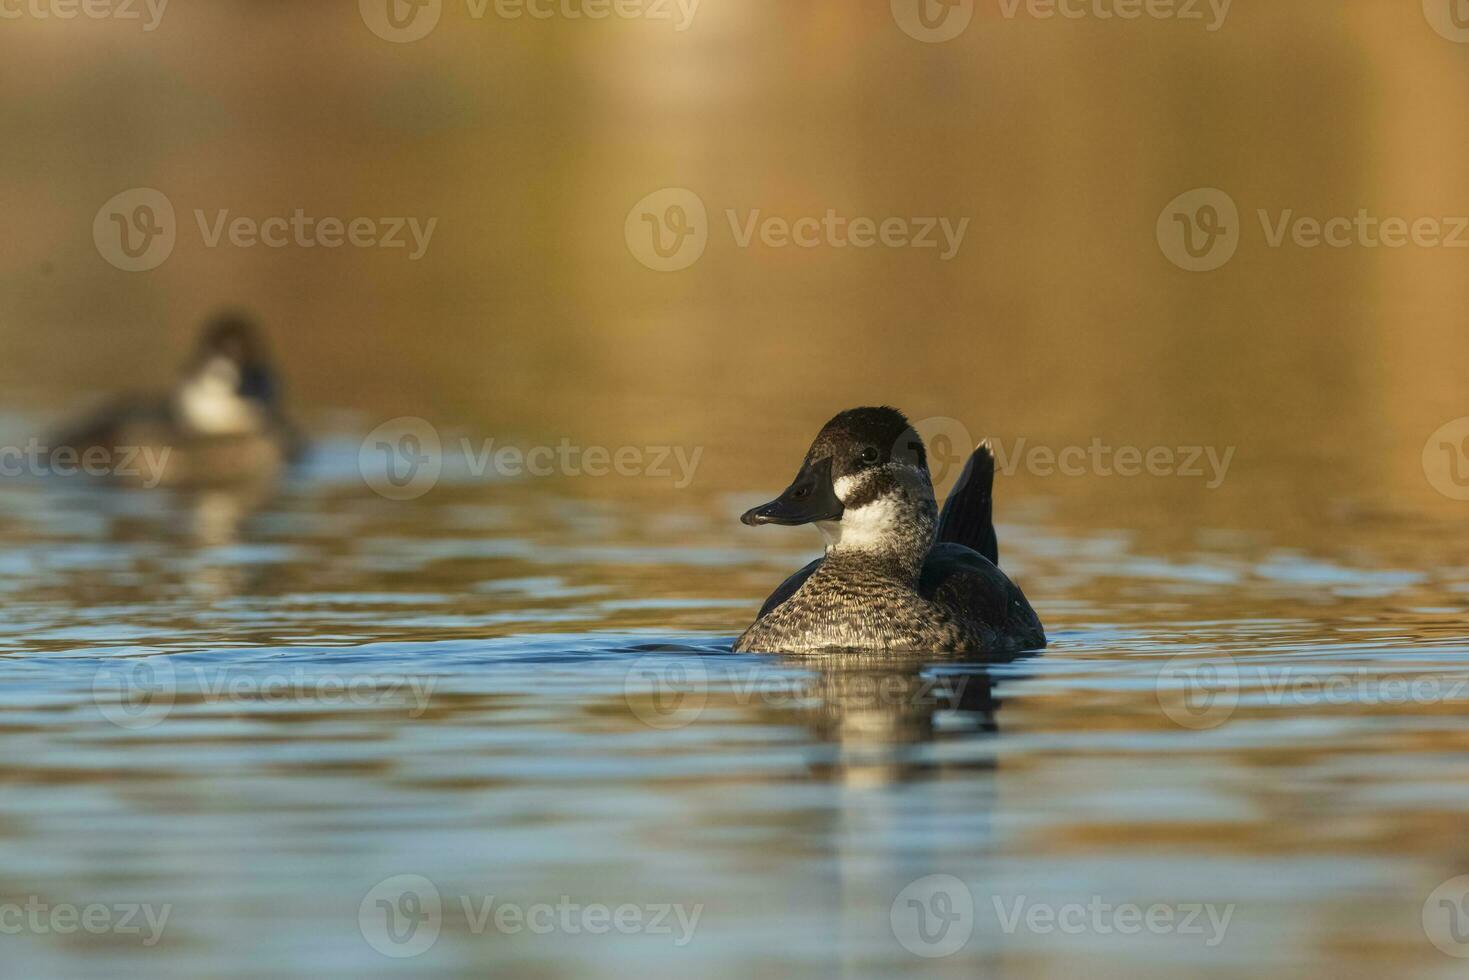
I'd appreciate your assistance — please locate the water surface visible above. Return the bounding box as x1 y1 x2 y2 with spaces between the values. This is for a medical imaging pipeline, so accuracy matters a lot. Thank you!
3 424 1468 979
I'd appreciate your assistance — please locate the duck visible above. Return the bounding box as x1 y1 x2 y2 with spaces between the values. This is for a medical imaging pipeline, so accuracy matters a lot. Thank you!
52 312 302 488
734 407 1045 655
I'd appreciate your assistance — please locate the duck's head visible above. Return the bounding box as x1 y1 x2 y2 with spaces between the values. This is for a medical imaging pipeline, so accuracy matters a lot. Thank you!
741 407 937 558
175 313 279 436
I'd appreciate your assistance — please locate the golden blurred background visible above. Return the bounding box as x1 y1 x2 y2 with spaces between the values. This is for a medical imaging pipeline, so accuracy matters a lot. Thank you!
2 1 1468 532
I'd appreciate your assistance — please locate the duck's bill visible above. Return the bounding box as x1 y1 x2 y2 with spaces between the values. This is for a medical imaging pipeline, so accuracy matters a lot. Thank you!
740 457 845 526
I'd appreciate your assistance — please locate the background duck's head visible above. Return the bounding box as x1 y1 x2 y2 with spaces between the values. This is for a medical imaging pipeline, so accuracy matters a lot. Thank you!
741 406 937 556
175 313 279 436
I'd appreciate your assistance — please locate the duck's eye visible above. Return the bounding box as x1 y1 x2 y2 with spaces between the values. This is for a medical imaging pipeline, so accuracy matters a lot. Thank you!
859 446 880 465
792 486 809 499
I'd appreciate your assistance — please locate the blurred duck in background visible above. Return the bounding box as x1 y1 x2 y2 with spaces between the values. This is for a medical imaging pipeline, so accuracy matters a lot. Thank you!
52 312 302 489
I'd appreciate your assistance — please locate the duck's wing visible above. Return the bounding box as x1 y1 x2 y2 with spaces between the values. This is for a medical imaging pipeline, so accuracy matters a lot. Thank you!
936 442 998 565
920 542 1046 651
755 557 824 620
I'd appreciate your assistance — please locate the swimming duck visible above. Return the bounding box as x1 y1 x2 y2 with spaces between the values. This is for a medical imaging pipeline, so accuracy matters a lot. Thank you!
53 313 302 487
734 407 1045 655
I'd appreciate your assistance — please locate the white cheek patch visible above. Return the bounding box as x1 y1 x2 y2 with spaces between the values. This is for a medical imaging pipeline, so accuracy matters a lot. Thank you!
833 474 863 503
827 463 935 553
177 359 259 436
834 465 926 504
827 498 903 552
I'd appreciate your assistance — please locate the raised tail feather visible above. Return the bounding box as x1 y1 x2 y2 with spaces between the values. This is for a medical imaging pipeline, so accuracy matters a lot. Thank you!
936 441 999 565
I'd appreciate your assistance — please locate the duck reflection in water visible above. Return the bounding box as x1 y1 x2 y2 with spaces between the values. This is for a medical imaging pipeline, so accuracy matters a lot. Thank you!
772 651 1037 784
